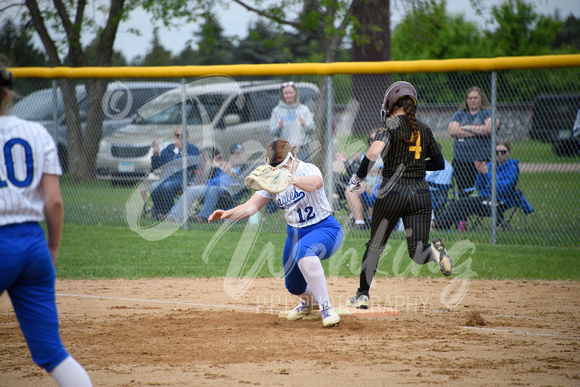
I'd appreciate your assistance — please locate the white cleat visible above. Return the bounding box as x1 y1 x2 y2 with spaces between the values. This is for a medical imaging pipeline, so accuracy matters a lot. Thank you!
431 237 453 276
320 302 340 328
287 301 315 321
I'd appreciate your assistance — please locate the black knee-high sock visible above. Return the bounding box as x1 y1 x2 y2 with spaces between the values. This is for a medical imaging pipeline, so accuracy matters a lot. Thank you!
358 245 383 295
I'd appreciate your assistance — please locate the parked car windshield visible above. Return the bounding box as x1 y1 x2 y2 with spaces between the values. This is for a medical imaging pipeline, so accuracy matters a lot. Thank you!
11 91 65 121
134 93 228 125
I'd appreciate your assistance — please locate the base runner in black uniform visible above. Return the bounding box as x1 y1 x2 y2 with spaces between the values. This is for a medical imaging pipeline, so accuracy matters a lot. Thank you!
347 81 453 309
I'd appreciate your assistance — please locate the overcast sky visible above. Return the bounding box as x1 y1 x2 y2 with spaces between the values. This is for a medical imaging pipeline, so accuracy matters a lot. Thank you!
5 0 579 62
112 0 578 61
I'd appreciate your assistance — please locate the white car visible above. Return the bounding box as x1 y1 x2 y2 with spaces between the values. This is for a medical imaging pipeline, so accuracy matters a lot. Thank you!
96 80 319 184
10 81 180 171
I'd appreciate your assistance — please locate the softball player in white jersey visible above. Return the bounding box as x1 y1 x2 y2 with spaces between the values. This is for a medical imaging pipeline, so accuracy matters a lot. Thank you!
209 139 343 328
0 69 92 386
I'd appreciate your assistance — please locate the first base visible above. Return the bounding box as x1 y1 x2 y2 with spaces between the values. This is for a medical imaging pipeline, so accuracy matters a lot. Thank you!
278 307 399 319
342 307 400 317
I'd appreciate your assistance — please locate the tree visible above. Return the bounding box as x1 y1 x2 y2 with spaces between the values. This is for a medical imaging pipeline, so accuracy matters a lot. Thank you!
173 46 197 66
391 0 483 60
9 0 208 181
191 11 235 65
483 0 562 57
235 20 289 64
9 0 132 181
551 15 580 52
390 0 487 103
0 19 49 93
351 0 390 133
231 0 358 63
85 39 128 66
0 19 47 68
142 27 173 66
233 19 324 64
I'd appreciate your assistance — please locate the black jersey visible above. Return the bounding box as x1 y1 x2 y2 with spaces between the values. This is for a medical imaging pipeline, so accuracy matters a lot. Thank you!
375 115 441 180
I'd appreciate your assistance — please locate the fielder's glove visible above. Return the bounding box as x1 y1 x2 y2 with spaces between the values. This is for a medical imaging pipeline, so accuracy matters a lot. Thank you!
348 174 363 192
244 164 293 194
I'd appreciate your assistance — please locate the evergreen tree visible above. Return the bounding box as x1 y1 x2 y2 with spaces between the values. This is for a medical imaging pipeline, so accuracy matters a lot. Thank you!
173 46 197 66
142 28 173 66
235 20 288 64
0 20 47 67
85 39 128 66
191 11 235 65
551 15 580 52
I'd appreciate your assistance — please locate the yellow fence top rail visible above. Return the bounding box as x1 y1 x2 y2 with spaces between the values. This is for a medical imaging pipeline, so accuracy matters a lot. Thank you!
9 55 580 79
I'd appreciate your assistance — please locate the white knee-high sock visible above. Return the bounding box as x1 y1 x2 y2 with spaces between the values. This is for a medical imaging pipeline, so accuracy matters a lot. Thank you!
297 286 317 306
298 256 331 306
49 356 92 387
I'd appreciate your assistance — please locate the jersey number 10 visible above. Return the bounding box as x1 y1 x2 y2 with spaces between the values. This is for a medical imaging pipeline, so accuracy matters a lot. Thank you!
0 139 34 188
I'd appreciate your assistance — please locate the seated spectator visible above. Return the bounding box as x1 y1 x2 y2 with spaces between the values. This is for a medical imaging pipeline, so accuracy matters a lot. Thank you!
168 143 252 223
150 126 201 219
331 150 362 210
343 131 383 229
346 173 383 229
425 158 453 216
433 141 533 230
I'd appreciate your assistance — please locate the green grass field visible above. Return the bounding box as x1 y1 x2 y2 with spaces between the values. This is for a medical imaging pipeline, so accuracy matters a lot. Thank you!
56 224 579 281
57 138 579 249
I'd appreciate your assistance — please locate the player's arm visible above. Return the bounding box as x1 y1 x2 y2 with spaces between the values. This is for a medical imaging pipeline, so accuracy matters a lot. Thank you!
208 194 269 222
40 173 64 264
349 139 388 192
291 175 322 192
425 153 444 171
356 139 387 179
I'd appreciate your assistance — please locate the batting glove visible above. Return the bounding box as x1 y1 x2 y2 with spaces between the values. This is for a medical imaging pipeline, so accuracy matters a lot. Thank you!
348 174 362 192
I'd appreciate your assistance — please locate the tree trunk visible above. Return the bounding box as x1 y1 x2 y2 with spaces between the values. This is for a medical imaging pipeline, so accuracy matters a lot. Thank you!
352 0 391 135
25 0 124 181
78 79 107 180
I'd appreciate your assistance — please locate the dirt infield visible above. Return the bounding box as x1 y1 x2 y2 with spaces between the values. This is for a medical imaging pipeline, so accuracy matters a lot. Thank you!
1 277 579 386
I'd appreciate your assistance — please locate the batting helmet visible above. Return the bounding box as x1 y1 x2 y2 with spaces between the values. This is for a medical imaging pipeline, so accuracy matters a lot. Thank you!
381 81 417 120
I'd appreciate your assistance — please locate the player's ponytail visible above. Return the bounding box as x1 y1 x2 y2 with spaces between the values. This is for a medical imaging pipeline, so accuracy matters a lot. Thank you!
403 98 419 144
395 97 419 146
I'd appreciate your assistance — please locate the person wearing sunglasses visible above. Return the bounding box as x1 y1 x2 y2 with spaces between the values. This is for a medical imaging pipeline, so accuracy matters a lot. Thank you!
208 139 343 328
433 141 533 230
269 81 316 162
167 143 253 223
150 125 201 219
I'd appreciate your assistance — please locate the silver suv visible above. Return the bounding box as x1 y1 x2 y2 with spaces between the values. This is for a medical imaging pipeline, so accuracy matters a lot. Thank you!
96 80 319 183
10 81 180 171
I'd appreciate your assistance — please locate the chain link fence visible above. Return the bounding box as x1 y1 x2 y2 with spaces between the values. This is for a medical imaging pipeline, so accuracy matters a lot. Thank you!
8 58 580 247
